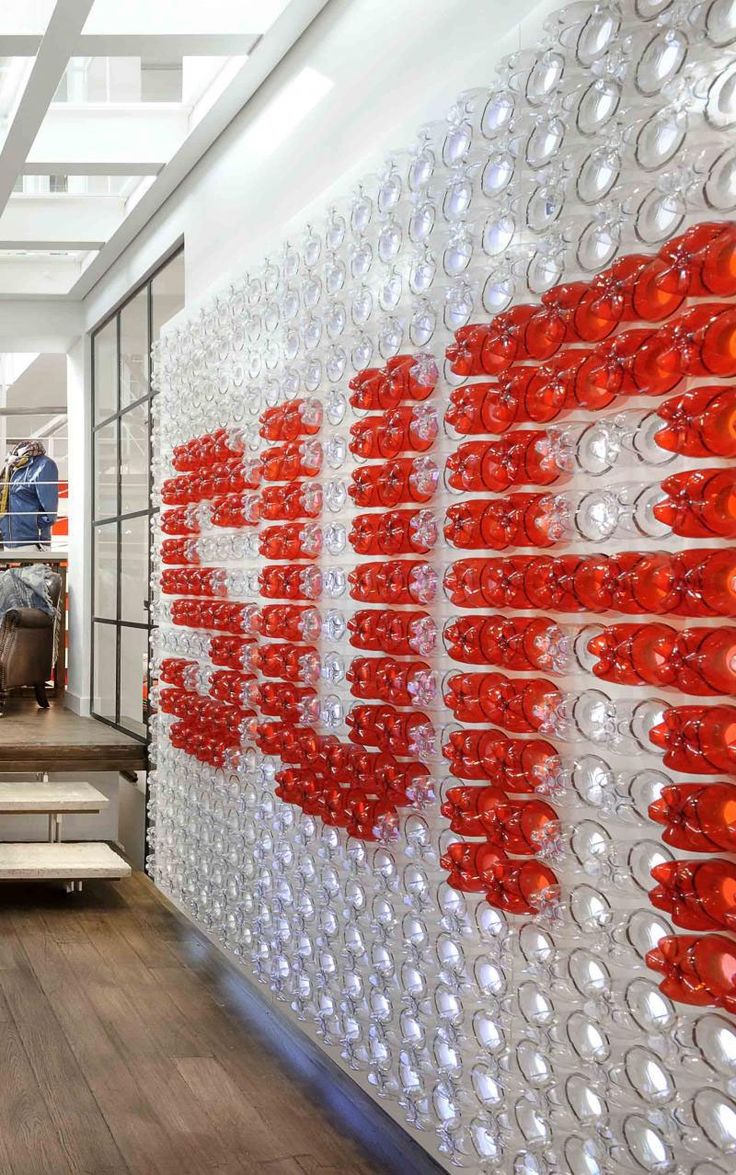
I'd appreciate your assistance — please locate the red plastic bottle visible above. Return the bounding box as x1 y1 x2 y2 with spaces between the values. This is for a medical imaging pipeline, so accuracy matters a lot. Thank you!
440 841 510 893
446 431 570 493
587 622 674 687
441 784 509 835
254 681 316 723
682 628 736 695
444 493 565 550
482 860 559 915
259 398 322 441
349 560 438 605
655 386 736 459
654 468 736 539
349 456 439 507
160 538 198 566
344 797 400 842
553 279 614 343
259 604 321 642
349 508 437 556
650 858 736 932
260 481 323 520
172 427 247 471
346 703 434 758
574 327 679 409
444 671 561 732
656 303 736 380
444 557 534 610
349 366 390 411
443 728 561 790
587 622 736 696
347 608 436 656
209 493 261 528
523 287 583 359
258 642 319 683
476 797 559 855
649 782 736 852
580 252 687 329
445 383 519 436
384 353 438 402
259 564 322 601
444 615 564 673
259 522 323 560
702 222 736 297
161 567 228 598
349 405 438 459
161 506 201 536
524 554 583 612
158 658 194 688
444 550 736 619
348 353 437 410
347 657 432 705
162 457 261 506
208 669 254 708
261 441 323 481
682 549 736 617
649 704 736 775
208 635 257 672
654 221 732 298
646 934 736 1014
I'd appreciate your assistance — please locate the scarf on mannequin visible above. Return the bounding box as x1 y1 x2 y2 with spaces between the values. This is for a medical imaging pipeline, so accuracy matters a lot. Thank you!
0 440 47 519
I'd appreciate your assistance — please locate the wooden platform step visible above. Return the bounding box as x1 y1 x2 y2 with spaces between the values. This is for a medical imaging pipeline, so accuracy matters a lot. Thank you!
0 842 130 880
0 699 147 774
0 781 108 813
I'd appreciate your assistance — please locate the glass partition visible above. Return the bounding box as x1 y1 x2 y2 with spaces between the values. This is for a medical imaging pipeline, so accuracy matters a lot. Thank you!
120 287 149 410
120 400 149 515
91 246 184 737
92 621 116 723
93 317 117 424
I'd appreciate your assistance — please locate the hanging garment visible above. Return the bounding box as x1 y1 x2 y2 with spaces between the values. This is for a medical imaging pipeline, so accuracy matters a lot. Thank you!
0 446 59 547
0 563 56 621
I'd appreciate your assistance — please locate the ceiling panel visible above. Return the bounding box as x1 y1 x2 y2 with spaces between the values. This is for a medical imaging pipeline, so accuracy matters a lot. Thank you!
0 0 331 297
81 0 292 36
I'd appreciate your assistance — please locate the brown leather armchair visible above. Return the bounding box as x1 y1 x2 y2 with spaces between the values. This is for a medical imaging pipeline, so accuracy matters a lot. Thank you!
0 571 61 715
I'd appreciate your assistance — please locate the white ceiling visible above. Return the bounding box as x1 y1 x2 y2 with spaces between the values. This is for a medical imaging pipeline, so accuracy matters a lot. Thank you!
0 0 330 298
1 351 66 427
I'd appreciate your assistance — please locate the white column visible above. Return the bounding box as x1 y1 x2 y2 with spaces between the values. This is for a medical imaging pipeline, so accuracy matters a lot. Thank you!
65 336 91 714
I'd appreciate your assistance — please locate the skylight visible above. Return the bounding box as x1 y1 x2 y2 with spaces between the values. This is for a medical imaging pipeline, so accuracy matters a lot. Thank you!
0 0 328 295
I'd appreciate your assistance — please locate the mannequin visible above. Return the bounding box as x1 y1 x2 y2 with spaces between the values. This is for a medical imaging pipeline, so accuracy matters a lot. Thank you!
0 439 59 549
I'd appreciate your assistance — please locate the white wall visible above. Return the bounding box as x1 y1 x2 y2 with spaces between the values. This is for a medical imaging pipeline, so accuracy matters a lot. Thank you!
66 337 91 712
0 301 83 352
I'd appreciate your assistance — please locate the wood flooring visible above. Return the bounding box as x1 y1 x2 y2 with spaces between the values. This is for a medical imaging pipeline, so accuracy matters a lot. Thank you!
0 872 415 1175
0 699 147 773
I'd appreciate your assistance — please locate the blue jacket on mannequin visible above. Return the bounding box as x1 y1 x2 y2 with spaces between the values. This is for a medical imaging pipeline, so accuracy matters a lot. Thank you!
0 445 59 548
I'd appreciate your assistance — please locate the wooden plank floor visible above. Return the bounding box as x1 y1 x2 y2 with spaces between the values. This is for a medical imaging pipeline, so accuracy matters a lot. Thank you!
0 873 406 1175
0 699 147 773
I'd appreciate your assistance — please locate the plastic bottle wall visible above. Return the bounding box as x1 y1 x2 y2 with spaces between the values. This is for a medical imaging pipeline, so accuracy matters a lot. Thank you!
148 1 736 1170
